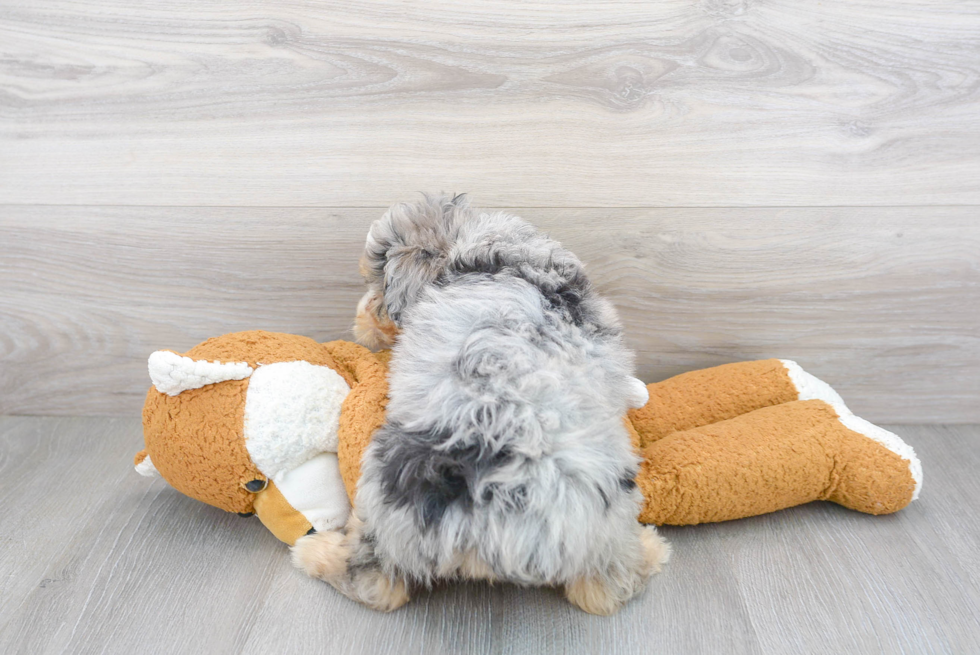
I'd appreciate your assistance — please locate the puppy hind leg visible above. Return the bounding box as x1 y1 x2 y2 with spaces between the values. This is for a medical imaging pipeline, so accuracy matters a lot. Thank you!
291 529 350 581
639 524 672 575
291 518 411 612
565 525 670 616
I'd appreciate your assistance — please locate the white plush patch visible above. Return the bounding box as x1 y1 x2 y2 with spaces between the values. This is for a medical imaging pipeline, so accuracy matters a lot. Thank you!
780 359 922 500
274 453 351 532
780 359 847 408
135 455 159 478
148 350 253 396
242 361 350 479
627 377 650 409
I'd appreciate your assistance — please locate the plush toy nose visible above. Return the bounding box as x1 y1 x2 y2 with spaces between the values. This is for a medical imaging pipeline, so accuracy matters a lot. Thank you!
252 481 314 546
250 453 351 546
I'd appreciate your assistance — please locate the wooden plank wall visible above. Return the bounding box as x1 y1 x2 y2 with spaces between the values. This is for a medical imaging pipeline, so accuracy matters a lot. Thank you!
1 1 978 421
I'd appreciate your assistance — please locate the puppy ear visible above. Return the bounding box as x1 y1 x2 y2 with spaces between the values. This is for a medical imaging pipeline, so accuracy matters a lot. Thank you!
361 194 467 322
380 246 450 322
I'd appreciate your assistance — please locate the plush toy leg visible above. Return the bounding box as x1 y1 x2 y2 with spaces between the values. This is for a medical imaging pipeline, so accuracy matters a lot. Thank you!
636 399 921 525
628 358 852 446
629 359 800 446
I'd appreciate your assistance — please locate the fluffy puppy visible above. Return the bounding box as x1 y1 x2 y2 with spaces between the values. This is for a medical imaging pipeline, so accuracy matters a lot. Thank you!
293 194 669 615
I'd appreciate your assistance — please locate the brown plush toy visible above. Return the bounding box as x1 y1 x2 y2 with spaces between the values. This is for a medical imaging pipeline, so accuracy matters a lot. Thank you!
136 331 921 546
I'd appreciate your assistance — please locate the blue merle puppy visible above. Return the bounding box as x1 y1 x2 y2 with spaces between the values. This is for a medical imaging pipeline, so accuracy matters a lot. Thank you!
292 194 670 615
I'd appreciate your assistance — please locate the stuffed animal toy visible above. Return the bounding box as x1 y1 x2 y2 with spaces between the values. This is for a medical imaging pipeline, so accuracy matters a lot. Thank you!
135 331 921 546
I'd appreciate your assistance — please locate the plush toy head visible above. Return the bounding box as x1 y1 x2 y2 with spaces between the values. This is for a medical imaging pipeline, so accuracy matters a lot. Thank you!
135 331 389 545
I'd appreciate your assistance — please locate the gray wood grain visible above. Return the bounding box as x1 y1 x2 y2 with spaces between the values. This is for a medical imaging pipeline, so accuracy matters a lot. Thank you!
0 417 287 654
1 417 978 654
1 205 977 422
1 0 979 206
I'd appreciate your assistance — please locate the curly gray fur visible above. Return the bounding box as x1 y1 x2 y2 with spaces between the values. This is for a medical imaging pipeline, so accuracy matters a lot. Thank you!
338 195 660 600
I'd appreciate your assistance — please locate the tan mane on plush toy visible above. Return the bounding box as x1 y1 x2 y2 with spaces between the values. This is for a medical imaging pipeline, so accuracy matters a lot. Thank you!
137 331 921 546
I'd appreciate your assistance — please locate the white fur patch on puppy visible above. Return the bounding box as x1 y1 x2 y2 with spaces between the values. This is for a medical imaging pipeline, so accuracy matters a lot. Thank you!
148 350 253 396
243 361 350 479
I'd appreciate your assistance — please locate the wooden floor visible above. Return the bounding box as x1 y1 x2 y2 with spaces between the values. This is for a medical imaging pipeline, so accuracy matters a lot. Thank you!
0 416 977 654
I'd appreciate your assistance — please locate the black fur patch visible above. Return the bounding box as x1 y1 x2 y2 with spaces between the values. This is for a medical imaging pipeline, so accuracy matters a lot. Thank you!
346 530 382 579
509 484 528 511
597 485 611 511
377 424 515 530
444 255 598 329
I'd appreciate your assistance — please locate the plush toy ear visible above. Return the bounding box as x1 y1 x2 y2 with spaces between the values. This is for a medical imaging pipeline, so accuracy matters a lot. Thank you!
148 350 253 396
134 450 159 477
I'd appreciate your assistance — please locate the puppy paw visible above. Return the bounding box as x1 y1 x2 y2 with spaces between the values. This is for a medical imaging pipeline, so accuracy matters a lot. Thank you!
640 525 671 575
354 289 399 349
351 569 411 612
565 577 625 616
291 530 349 581
565 526 670 615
